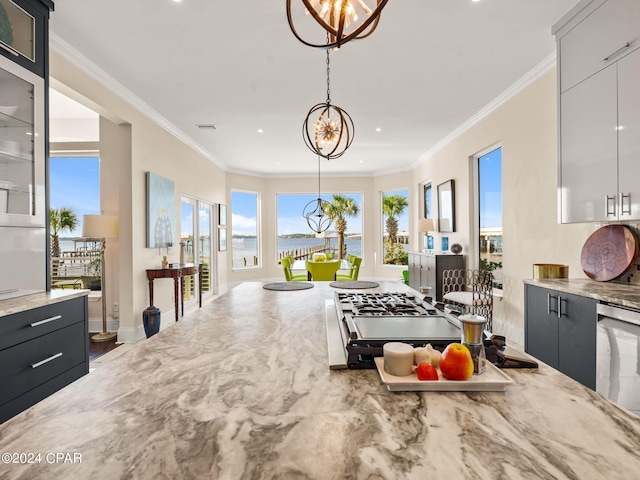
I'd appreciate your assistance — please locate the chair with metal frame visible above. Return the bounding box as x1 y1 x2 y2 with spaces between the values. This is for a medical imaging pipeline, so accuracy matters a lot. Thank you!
442 269 493 331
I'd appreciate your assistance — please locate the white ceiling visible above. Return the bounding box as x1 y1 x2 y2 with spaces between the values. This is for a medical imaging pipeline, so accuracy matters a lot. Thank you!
48 0 577 177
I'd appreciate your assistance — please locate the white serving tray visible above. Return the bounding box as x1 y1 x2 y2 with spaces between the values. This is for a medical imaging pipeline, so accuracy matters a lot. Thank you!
374 357 514 392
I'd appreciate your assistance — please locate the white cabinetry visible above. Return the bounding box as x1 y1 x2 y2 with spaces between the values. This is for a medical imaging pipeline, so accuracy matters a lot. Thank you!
558 0 640 93
618 48 640 219
554 0 640 223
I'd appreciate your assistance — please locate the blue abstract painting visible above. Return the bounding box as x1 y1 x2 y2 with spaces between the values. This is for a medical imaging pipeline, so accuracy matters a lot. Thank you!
146 172 175 248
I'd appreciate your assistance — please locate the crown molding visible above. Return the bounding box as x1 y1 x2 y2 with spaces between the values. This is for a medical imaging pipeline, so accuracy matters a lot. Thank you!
49 32 229 172
413 51 557 169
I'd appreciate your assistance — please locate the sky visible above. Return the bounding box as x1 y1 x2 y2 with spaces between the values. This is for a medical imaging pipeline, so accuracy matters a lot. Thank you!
479 147 502 228
49 156 100 237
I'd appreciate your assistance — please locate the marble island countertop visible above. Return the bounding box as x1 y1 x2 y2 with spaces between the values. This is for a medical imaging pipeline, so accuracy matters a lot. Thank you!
524 278 640 310
1 281 640 479
0 289 89 317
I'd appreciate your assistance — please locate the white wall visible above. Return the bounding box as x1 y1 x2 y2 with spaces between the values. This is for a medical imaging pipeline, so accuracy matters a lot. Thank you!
413 67 594 343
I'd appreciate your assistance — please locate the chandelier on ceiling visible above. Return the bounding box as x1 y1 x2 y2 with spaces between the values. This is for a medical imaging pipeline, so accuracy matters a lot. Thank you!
303 156 333 234
302 47 354 160
286 0 389 49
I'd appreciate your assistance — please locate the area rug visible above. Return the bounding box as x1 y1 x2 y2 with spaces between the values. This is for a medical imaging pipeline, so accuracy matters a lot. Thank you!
263 282 314 291
329 281 379 289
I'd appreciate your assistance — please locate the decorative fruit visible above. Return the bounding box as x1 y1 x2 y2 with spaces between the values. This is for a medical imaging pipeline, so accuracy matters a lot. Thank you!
439 343 474 380
414 346 431 365
416 363 438 381
425 344 442 367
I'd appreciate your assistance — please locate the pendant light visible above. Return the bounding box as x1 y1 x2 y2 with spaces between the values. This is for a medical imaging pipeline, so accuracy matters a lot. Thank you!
286 0 389 50
302 47 354 160
303 156 333 234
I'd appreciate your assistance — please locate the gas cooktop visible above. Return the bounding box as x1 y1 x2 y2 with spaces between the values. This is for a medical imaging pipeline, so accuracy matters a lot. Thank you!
327 291 461 369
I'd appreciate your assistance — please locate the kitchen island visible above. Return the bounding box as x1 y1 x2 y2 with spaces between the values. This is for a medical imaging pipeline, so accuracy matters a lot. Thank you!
1 281 639 479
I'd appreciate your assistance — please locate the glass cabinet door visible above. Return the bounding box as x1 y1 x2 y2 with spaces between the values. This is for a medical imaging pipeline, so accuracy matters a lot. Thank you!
0 0 35 61
0 52 44 226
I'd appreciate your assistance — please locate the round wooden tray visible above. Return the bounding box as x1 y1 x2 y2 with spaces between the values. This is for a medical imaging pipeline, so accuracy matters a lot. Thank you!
580 225 638 281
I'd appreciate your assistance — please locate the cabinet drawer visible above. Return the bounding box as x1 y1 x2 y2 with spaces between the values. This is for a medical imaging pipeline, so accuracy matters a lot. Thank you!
0 321 87 406
559 0 640 92
0 296 86 351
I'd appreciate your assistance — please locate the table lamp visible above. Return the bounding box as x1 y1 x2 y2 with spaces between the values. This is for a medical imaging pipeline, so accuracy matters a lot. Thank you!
82 214 119 343
418 218 435 251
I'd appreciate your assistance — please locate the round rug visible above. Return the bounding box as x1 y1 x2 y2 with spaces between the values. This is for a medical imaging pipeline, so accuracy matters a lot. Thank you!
329 281 379 289
263 282 314 291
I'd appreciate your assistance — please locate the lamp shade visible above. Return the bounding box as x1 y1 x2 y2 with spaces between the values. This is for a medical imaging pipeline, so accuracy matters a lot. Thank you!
418 218 435 233
82 215 119 238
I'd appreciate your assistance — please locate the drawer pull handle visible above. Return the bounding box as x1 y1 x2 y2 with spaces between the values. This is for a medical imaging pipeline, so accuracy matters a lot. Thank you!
30 315 63 327
31 352 63 369
603 42 630 62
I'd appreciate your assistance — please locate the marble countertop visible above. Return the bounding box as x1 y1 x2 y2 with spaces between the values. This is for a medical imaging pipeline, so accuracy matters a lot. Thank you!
0 289 89 317
1 281 640 479
524 278 640 310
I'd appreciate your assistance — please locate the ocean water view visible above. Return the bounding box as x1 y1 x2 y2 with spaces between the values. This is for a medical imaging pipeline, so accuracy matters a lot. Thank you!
232 236 362 269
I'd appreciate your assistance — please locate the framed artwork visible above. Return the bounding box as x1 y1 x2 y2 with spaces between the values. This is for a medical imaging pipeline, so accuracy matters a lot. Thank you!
219 204 227 226
146 172 175 248
218 227 227 251
437 179 455 233
423 182 432 219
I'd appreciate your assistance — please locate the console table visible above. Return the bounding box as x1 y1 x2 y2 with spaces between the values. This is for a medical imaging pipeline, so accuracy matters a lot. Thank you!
146 264 203 321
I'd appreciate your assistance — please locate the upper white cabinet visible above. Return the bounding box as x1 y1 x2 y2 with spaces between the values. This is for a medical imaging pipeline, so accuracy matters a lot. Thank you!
558 0 640 93
554 0 640 223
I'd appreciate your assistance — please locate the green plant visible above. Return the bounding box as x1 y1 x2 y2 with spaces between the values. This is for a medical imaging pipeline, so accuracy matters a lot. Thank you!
383 241 408 265
49 206 79 259
323 194 360 259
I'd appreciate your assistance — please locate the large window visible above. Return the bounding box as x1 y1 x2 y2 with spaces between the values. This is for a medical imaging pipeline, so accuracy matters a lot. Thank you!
231 190 260 269
49 156 100 239
477 146 502 289
181 196 215 300
276 193 362 261
382 189 409 265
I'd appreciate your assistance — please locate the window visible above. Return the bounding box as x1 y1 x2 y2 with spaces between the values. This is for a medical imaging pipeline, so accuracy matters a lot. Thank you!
276 193 362 261
198 203 213 293
49 155 100 244
181 196 216 300
382 189 409 265
476 146 502 289
231 190 260 269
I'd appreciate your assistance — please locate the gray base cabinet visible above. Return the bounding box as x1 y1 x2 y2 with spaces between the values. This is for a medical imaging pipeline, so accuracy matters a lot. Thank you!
525 284 597 389
0 296 89 424
408 252 464 302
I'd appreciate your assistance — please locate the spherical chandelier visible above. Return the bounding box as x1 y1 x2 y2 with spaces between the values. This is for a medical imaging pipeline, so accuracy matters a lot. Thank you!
302 48 354 160
286 0 389 50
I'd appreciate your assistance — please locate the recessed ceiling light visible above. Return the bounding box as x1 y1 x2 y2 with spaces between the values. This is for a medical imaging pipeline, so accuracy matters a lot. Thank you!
375 127 382 132
257 129 264 133
196 124 216 130
173 0 182 3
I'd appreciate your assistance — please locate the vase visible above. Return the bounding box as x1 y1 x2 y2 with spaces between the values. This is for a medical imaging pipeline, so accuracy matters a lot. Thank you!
143 306 161 338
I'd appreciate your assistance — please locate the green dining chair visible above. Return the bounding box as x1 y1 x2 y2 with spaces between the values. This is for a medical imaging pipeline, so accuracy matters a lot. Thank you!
282 256 307 282
337 255 362 281
305 259 341 281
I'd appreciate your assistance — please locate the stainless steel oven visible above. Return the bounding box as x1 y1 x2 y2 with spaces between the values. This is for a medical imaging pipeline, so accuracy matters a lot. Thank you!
596 303 640 416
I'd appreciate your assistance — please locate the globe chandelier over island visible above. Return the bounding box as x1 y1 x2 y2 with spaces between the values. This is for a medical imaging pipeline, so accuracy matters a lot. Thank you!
286 0 389 50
